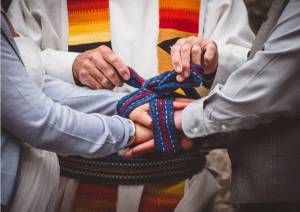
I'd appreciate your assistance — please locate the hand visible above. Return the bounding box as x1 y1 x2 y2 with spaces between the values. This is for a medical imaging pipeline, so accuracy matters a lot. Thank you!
124 109 193 157
133 123 154 145
72 45 130 90
129 98 193 128
124 136 193 158
171 36 218 82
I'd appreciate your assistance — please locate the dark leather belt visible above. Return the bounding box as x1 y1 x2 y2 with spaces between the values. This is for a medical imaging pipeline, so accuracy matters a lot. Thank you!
58 151 206 184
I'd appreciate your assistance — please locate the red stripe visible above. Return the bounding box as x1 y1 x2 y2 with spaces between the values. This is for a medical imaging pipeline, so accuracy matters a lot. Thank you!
120 90 152 114
157 99 173 154
159 8 199 33
67 0 109 11
160 19 199 33
159 8 199 19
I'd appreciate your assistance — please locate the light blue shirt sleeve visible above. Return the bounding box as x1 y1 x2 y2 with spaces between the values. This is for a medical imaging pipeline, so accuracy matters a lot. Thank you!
1 27 134 158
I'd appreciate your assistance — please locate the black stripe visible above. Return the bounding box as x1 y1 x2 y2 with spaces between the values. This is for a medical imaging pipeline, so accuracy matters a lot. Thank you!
68 41 112 52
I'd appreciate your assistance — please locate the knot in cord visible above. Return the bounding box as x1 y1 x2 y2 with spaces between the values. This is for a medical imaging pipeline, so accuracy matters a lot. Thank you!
117 64 205 155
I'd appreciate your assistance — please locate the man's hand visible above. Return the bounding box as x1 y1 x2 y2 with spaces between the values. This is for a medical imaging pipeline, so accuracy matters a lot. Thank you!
72 45 130 89
129 98 193 128
171 36 219 82
125 109 193 157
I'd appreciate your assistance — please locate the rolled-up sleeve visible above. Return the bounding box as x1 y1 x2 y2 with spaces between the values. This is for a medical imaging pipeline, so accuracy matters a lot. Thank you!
183 0 300 138
1 29 134 158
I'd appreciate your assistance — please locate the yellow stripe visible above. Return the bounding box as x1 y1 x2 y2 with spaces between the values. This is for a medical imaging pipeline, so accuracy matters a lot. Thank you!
159 29 195 42
69 22 110 44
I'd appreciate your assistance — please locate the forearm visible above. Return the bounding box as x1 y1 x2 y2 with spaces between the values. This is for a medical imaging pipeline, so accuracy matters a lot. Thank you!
1 35 133 158
183 0 300 138
41 49 79 84
202 0 255 87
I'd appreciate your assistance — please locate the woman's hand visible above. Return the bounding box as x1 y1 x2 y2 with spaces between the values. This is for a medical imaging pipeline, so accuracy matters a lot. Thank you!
129 98 193 128
124 109 193 158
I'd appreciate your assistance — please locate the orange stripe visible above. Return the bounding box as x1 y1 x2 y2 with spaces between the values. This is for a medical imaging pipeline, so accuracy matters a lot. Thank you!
67 0 110 44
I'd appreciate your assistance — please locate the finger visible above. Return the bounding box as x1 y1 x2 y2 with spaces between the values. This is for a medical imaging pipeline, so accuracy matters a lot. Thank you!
130 111 152 128
98 45 130 81
171 45 182 73
174 98 194 103
173 102 190 110
176 74 185 82
103 52 130 81
89 66 104 83
174 110 182 130
180 43 193 78
203 41 217 68
81 75 102 90
171 38 185 73
100 78 115 90
180 136 194 150
94 55 123 88
124 139 155 158
191 43 202 65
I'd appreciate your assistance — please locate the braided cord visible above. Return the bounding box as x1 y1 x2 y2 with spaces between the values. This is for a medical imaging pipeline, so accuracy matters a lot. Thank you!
117 64 206 155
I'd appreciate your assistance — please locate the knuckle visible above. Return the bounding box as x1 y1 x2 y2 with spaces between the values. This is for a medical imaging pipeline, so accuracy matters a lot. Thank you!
99 62 108 70
188 36 197 42
79 69 88 78
209 42 217 51
176 38 185 45
109 55 119 63
171 45 179 53
192 45 201 53
98 45 110 53
118 67 127 75
90 52 99 62
81 60 90 68
101 79 111 86
107 70 116 78
181 45 191 53
95 73 103 82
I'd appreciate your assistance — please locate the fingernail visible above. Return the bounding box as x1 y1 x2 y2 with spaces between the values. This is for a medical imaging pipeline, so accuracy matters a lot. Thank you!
124 74 130 80
184 70 189 78
176 65 182 73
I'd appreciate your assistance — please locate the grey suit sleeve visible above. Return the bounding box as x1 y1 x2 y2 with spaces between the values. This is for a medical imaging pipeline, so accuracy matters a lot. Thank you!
182 0 300 138
1 31 134 158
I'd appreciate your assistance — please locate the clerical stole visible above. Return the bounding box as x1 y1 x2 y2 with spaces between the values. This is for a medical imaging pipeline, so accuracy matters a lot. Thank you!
158 0 200 72
67 0 111 52
67 0 200 73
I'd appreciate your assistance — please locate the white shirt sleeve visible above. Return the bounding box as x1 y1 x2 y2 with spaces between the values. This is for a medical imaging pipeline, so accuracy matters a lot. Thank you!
201 0 255 86
41 49 78 84
7 0 76 84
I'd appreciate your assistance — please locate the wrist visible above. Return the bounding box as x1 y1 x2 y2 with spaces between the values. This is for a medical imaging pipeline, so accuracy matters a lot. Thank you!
127 119 136 146
72 54 81 81
202 65 217 89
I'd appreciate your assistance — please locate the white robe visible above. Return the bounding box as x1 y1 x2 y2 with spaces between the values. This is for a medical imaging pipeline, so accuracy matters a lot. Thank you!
7 0 254 211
